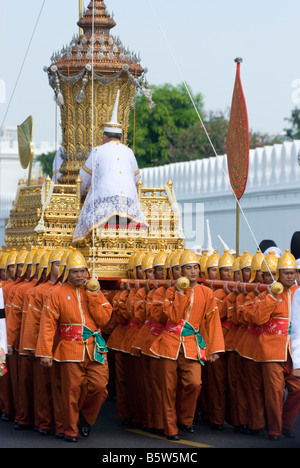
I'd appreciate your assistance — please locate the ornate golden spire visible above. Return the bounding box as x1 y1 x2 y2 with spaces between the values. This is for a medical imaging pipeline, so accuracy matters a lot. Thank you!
44 0 154 184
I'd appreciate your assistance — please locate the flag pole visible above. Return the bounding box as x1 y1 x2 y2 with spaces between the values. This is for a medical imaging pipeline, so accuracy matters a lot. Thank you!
79 0 83 35
236 200 240 256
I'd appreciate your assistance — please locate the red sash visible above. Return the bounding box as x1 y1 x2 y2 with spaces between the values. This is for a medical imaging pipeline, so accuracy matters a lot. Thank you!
150 320 165 337
247 318 289 336
222 320 238 330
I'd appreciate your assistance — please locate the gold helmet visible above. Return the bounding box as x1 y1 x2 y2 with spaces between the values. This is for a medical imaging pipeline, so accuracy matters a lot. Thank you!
0 250 10 270
141 252 155 279
20 247 37 277
163 251 172 279
57 248 73 279
261 250 278 273
179 249 200 274
46 247 64 278
276 249 297 280
6 248 18 268
205 250 220 278
133 249 146 279
30 248 46 279
14 247 29 277
63 249 88 283
169 250 182 279
218 250 234 278
153 249 168 279
231 255 242 279
250 250 265 282
37 249 52 281
153 250 167 268
199 252 208 277
239 251 253 270
128 250 138 272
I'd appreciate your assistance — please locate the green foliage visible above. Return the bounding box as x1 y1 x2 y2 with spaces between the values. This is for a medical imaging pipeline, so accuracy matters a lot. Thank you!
128 83 287 168
128 83 205 167
35 150 55 178
284 107 300 140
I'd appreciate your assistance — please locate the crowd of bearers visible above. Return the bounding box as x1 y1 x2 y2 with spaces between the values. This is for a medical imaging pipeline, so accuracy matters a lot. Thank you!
0 246 112 442
0 241 300 444
107 245 300 442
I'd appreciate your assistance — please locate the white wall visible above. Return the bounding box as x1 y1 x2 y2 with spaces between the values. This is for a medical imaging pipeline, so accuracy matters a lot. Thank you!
141 140 300 253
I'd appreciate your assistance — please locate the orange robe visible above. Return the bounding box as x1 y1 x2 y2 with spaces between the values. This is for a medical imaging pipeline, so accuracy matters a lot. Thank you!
235 291 266 432
35 282 112 438
106 290 133 421
36 282 112 361
151 284 224 361
206 288 229 427
245 284 300 437
150 284 224 437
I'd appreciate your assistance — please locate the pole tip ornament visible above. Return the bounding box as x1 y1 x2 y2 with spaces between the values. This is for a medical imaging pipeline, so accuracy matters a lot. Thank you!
271 281 284 295
86 278 100 292
234 57 243 64
176 277 190 290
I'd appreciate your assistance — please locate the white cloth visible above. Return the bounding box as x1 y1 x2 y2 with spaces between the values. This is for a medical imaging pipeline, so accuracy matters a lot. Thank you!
291 287 300 369
264 246 283 257
0 287 7 355
52 146 64 183
73 140 147 242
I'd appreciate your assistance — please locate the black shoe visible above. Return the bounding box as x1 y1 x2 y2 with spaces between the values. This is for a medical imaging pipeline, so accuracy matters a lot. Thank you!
282 428 295 439
210 424 224 431
167 434 180 441
121 418 131 427
14 422 32 431
1 413 12 422
64 435 78 443
268 434 280 441
55 432 64 439
180 423 195 433
250 428 266 436
39 428 51 436
78 415 91 438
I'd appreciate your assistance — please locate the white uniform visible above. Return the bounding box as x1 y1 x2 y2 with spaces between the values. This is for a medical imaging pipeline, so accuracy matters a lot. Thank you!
291 287 300 369
52 146 64 183
73 140 147 242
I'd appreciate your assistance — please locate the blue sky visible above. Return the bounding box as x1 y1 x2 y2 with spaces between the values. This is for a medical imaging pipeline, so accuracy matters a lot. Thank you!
0 0 299 147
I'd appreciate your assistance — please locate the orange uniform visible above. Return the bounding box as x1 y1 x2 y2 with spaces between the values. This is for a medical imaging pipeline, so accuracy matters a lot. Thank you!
106 289 133 423
150 284 224 437
206 288 230 428
245 284 300 438
36 282 112 438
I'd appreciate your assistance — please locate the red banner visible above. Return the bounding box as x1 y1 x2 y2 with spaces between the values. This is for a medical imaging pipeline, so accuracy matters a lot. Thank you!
227 59 249 201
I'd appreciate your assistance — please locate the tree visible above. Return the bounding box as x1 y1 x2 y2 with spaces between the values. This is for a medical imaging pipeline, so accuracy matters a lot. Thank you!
35 151 55 178
128 83 205 167
284 108 300 140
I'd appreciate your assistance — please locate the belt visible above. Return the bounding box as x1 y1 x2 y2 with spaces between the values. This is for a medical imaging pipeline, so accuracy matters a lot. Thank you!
150 320 165 336
247 318 290 336
222 320 238 330
59 324 107 364
165 319 206 365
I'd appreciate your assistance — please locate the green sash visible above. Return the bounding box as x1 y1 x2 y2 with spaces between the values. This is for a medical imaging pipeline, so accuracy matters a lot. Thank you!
181 322 206 365
82 325 107 364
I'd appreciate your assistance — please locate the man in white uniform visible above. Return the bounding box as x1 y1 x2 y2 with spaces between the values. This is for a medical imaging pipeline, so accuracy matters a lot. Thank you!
73 91 147 243
52 146 64 183
291 287 300 378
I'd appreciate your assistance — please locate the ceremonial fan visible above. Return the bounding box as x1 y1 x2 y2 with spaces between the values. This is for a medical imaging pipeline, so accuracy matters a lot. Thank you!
17 115 34 186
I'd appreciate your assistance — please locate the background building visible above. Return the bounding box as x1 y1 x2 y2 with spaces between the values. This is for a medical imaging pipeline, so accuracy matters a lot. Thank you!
0 126 54 246
141 140 300 253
